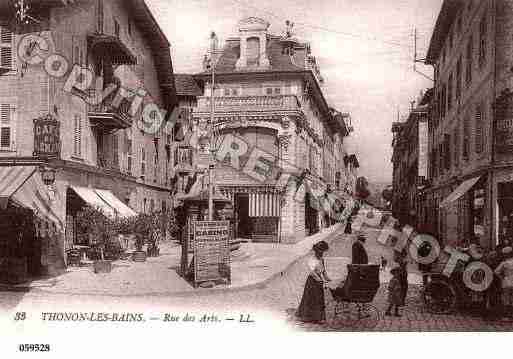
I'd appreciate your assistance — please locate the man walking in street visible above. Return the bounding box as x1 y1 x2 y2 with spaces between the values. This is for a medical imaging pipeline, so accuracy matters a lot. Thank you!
352 234 369 265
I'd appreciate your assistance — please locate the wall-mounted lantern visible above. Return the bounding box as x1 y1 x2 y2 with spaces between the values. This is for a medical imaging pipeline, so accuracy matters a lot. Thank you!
39 166 56 186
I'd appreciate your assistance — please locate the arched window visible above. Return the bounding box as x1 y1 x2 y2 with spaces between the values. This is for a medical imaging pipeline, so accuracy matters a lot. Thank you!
247 37 260 66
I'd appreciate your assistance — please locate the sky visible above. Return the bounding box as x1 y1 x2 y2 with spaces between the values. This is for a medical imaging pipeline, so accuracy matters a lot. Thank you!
147 0 443 184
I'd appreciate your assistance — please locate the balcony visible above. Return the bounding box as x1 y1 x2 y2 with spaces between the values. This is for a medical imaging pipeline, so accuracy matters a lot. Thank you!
88 93 133 131
195 95 302 115
87 33 137 66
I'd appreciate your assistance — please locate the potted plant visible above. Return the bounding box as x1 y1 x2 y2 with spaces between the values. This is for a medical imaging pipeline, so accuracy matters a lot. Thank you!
75 206 113 274
132 214 152 262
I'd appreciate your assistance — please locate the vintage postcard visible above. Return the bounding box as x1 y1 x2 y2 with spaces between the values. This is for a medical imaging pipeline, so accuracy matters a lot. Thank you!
1 0 513 356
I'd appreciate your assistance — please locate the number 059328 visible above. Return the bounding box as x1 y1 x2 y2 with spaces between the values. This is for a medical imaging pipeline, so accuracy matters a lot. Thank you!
18 344 51 352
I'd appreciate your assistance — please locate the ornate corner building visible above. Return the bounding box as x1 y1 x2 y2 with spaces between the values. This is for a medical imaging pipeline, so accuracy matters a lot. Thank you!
185 17 354 243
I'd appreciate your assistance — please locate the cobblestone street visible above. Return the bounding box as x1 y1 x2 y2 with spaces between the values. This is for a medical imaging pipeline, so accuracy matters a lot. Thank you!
2 226 513 332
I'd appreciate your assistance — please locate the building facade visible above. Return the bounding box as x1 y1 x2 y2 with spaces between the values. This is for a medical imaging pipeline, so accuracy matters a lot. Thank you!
190 17 353 243
424 0 513 249
391 92 431 230
0 0 177 277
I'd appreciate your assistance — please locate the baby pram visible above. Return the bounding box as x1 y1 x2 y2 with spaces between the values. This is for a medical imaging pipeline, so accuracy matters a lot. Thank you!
328 264 381 329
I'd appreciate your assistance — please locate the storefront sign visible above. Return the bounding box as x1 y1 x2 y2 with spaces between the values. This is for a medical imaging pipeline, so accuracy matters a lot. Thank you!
33 115 61 158
193 220 231 285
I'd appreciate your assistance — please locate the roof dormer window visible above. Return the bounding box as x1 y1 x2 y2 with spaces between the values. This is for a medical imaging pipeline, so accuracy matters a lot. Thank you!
247 37 260 66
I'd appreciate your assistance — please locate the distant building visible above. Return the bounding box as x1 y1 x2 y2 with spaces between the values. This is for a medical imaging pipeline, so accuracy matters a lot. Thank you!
190 17 353 243
391 90 431 228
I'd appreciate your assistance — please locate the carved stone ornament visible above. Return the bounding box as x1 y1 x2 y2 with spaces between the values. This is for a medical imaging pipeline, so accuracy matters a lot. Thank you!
238 17 270 32
278 134 292 151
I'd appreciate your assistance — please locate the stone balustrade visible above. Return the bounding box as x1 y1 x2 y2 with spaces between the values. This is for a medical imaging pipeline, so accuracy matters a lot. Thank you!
196 95 301 113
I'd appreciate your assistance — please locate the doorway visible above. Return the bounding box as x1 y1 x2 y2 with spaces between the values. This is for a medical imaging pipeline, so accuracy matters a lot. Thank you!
235 194 250 238
498 182 513 245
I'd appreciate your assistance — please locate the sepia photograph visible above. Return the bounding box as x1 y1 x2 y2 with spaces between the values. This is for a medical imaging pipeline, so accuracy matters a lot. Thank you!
1 0 512 356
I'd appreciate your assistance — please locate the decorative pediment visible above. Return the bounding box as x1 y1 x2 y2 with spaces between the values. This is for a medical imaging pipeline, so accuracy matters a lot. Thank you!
238 17 270 32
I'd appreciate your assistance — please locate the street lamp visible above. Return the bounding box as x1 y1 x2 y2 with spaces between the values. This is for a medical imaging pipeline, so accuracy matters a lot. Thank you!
39 165 56 186
208 31 218 221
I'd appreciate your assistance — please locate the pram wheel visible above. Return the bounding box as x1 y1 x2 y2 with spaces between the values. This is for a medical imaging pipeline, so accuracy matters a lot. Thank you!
329 302 380 330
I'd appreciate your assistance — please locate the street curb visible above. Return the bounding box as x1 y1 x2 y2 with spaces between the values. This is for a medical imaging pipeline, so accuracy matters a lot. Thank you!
1 224 348 298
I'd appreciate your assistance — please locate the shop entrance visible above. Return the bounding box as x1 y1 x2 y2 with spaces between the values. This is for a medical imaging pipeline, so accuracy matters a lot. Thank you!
0 206 40 283
235 194 250 238
498 182 513 245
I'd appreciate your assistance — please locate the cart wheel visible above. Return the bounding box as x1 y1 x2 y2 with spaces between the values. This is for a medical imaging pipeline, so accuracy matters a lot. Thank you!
423 280 457 314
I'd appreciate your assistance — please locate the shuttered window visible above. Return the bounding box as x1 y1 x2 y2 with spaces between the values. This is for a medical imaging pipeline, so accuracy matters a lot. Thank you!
73 114 82 157
97 0 104 33
125 130 133 175
112 133 119 168
0 26 15 71
454 127 460 167
456 57 462 100
479 13 487 67
444 134 451 170
447 73 453 111
40 74 49 115
153 140 158 183
141 147 146 178
438 143 444 174
466 36 473 85
475 104 484 153
463 116 470 159
0 103 14 150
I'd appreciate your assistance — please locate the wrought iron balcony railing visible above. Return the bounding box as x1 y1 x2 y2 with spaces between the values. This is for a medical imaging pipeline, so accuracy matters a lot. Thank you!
87 89 133 131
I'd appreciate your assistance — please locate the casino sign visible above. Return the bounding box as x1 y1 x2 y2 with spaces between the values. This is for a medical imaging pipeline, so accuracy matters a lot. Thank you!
33 114 61 158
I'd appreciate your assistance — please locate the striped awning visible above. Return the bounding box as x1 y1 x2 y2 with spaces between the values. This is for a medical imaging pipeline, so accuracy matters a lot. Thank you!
70 186 116 218
0 166 64 229
219 187 281 218
95 190 137 218
439 176 482 208
0 166 37 210
249 192 281 217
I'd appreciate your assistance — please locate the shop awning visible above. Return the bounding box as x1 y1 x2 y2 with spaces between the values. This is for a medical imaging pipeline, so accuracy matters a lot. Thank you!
0 166 64 229
95 190 137 218
439 176 482 208
0 166 37 210
70 186 116 218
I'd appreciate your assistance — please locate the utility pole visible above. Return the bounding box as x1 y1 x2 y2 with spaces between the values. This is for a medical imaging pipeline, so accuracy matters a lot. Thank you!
208 32 217 221
413 28 433 82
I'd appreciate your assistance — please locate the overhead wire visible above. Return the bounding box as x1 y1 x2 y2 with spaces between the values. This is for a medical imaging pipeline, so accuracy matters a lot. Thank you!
228 0 430 51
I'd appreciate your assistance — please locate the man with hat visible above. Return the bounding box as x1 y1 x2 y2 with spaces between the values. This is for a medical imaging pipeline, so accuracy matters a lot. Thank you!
495 246 513 318
352 234 369 265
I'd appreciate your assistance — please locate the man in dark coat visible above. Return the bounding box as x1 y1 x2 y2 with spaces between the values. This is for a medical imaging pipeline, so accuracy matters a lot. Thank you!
352 234 369 264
